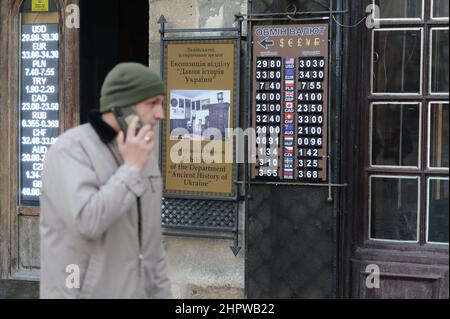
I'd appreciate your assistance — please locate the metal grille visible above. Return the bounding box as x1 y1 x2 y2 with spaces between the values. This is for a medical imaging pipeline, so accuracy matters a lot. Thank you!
246 185 336 298
162 198 237 231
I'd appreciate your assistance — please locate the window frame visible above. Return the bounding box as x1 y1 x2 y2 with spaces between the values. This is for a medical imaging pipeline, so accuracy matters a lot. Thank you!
369 102 422 169
427 101 449 170
370 27 424 96
363 0 449 249
373 0 425 22
429 27 449 95
431 0 450 21
372 0 426 22
426 176 449 245
368 174 421 243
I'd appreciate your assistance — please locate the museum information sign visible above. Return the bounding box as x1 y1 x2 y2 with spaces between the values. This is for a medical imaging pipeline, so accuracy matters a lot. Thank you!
163 40 237 198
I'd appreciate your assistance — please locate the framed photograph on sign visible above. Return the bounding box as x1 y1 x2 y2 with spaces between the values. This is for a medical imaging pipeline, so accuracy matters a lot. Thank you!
169 90 231 141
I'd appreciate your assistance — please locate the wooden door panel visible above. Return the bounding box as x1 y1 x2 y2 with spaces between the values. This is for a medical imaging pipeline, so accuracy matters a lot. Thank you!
18 216 41 271
0 0 79 284
352 259 449 299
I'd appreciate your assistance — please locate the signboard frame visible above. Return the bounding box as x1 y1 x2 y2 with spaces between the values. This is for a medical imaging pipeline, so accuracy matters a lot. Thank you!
250 23 330 183
161 37 241 201
158 17 242 253
18 11 61 207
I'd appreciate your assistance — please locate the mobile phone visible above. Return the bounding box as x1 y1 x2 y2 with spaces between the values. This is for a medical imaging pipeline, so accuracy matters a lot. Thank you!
112 105 143 137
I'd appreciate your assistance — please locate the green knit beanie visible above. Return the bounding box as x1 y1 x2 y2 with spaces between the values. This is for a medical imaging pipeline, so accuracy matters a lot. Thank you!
100 63 165 113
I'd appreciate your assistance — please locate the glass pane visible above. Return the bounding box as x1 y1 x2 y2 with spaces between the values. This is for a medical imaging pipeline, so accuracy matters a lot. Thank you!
375 0 422 19
433 0 449 18
370 177 419 241
372 103 420 167
430 29 449 94
373 30 422 94
429 103 449 168
427 179 449 243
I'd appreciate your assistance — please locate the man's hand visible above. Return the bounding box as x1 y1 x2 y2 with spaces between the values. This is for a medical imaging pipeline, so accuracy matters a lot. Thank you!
117 116 154 172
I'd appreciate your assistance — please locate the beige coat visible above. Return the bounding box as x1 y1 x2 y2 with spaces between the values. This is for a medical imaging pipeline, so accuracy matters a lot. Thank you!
39 121 171 299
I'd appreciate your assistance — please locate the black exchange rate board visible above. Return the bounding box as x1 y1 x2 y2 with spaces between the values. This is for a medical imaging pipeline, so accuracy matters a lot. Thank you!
252 24 329 182
19 24 60 206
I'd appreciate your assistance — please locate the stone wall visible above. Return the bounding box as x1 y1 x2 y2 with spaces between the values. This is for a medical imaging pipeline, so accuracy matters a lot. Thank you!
148 0 247 299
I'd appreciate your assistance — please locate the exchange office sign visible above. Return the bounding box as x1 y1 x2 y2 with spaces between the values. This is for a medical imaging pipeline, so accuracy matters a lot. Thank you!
19 23 60 206
163 39 238 198
252 24 329 182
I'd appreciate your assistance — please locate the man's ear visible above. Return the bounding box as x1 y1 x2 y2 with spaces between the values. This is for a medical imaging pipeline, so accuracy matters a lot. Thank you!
102 111 121 132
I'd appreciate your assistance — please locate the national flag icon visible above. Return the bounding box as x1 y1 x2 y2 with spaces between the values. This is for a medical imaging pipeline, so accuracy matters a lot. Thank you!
285 102 294 109
284 139 294 145
284 158 294 165
285 91 294 98
284 168 294 174
284 146 294 153
285 58 294 65
284 124 294 131
285 85 294 91
285 69 295 77
285 113 294 121
285 80 294 87
284 136 294 143
284 141 294 147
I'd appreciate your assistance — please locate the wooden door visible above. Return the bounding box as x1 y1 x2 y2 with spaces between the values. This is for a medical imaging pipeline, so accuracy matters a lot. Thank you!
0 0 79 297
345 0 449 299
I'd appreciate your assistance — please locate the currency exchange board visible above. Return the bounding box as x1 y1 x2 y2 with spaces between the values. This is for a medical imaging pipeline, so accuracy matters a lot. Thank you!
19 23 60 205
252 24 329 182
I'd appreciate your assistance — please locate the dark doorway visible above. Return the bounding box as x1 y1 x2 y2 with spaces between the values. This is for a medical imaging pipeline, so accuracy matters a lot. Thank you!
80 0 149 123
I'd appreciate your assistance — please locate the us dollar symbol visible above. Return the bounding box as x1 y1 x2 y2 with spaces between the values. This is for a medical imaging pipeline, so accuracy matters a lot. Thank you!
279 38 284 48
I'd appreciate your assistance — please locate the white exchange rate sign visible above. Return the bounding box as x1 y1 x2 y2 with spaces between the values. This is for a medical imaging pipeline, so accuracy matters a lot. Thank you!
19 24 60 205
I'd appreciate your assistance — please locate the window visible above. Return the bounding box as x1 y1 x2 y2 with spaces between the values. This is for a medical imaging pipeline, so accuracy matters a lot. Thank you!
374 0 423 20
372 29 423 94
429 28 449 94
428 102 449 168
369 176 420 242
427 177 449 244
370 103 421 167
431 0 449 20
367 0 449 245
